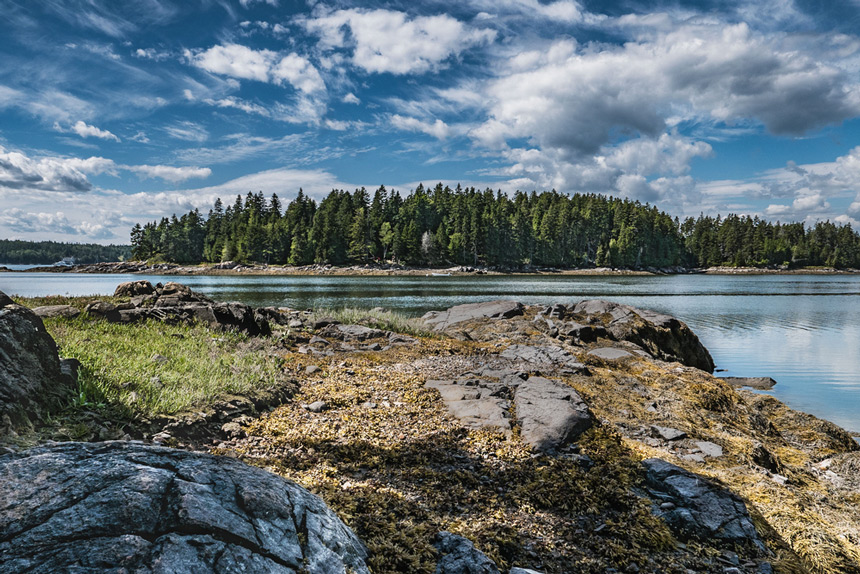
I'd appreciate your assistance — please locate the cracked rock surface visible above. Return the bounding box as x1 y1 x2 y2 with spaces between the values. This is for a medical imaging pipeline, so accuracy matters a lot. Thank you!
0 441 369 574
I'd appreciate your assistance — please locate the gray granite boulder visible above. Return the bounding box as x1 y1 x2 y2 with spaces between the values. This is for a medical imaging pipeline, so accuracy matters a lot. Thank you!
0 291 75 430
0 442 370 574
434 531 500 574
642 458 763 548
114 279 156 298
514 377 592 452
572 300 714 372
423 301 524 331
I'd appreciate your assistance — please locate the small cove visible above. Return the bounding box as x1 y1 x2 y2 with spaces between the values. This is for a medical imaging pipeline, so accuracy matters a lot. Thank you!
3 271 859 432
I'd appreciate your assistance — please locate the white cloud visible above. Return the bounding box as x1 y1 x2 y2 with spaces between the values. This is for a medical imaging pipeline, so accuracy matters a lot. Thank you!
191 44 325 93
303 9 496 75
467 0 585 23
58 120 121 142
128 165 212 183
271 53 325 93
0 145 103 192
204 96 270 116
239 0 278 7
390 114 450 139
342 93 360 105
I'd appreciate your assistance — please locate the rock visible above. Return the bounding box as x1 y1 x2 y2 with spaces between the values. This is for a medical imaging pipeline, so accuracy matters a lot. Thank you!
31 305 80 319
306 365 322 375
695 441 724 458
719 377 777 390
321 324 386 341
0 442 370 574
642 458 764 547
423 301 524 331
510 569 545 574
587 347 633 361
426 380 512 432
154 281 213 307
214 260 239 269
114 280 156 297
221 422 246 439
84 300 120 321
307 401 328 413
0 291 75 430
750 443 781 473
500 344 589 374
514 377 592 452
572 300 714 372
288 319 304 329
433 531 500 574
558 321 608 343
651 425 687 441
312 317 340 330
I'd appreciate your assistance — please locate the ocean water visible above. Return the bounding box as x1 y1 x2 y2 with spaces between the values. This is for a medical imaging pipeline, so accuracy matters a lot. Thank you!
2 272 858 432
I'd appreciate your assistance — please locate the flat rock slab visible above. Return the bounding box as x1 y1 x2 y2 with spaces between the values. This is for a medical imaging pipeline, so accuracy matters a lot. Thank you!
0 442 370 574
515 377 592 452
719 377 777 390
587 347 633 360
642 458 763 547
500 344 589 374
319 324 387 341
31 305 80 319
423 301 523 331
425 380 512 432
651 425 687 441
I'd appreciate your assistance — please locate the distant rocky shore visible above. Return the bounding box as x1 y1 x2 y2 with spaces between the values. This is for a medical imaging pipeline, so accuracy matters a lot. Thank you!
3 259 857 276
2 282 859 573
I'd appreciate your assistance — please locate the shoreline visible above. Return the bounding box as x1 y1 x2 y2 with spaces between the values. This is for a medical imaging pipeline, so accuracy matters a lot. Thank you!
2 260 858 277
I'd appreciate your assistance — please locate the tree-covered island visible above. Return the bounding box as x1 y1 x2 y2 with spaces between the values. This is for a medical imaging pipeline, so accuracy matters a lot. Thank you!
131 185 860 269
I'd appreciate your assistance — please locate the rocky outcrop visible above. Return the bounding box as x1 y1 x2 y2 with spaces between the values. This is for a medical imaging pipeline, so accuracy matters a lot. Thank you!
96 281 270 336
642 458 763 548
426 373 593 453
433 531 500 574
0 442 370 574
0 290 75 430
31 304 80 318
423 301 524 331
572 300 714 372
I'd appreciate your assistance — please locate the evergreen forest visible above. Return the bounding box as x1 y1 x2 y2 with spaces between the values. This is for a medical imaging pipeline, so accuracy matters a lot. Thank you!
0 239 131 265
129 185 860 269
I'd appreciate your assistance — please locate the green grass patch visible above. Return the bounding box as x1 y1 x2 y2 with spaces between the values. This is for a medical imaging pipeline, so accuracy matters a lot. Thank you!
43 316 285 417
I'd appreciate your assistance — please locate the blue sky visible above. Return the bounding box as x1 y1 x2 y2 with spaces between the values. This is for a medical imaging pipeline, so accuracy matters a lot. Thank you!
3 0 860 243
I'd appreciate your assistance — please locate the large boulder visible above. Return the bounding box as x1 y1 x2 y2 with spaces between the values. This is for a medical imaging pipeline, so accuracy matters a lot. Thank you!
572 300 714 372
114 280 156 298
0 442 370 574
423 301 524 331
642 458 764 548
0 290 75 430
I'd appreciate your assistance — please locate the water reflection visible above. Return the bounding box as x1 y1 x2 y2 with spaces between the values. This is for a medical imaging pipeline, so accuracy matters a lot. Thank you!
2 272 859 431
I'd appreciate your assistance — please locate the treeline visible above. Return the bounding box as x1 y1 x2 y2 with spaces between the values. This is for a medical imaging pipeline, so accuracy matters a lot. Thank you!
0 239 131 265
129 185 860 269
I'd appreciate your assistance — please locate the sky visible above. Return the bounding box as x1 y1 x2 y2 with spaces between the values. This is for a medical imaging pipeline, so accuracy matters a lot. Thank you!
3 0 860 244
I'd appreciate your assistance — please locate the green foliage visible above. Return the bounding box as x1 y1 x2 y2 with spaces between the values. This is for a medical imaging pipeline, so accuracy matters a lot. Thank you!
42 316 285 416
0 239 130 264
129 185 860 269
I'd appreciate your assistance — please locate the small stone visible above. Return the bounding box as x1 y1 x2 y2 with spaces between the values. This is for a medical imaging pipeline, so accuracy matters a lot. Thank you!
510 569 545 574
365 342 382 351
695 440 723 458
151 354 169 365
307 401 327 413
681 453 706 463
288 319 304 329
151 431 172 443
361 402 377 409
305 365 321 375
660 501 676 510
310 336 329 345
651 425 687 441
771 473 788 485
221 422 245 439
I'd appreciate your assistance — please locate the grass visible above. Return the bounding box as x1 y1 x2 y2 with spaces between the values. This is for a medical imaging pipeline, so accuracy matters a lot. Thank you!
41 314 286 417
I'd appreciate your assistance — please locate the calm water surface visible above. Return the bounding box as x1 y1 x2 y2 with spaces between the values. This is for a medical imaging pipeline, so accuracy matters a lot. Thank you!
2 272 858 432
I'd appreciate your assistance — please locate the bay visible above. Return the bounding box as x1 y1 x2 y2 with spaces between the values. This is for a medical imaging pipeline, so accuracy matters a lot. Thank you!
2 271 858 432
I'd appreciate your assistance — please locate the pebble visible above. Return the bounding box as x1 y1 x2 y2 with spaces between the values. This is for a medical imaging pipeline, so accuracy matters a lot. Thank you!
306 401 328 413
305 365 321 375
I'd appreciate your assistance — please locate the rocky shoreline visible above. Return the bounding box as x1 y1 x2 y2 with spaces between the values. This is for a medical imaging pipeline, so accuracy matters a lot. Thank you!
2 283 859 573
3 260 857 276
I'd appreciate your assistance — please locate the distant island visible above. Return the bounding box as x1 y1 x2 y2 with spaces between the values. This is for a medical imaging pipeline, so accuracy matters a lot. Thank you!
0 239 131 265
128 185 860 270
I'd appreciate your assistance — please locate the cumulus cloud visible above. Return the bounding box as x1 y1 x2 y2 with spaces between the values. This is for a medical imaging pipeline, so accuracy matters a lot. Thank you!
390 115 450 139
56 120 121 142
342 93 360 104
0 145 103 192
302 9 496 75
191 44 325 93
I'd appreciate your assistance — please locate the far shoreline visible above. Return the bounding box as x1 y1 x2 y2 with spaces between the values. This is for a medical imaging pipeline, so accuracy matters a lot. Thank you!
2 261 859 277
